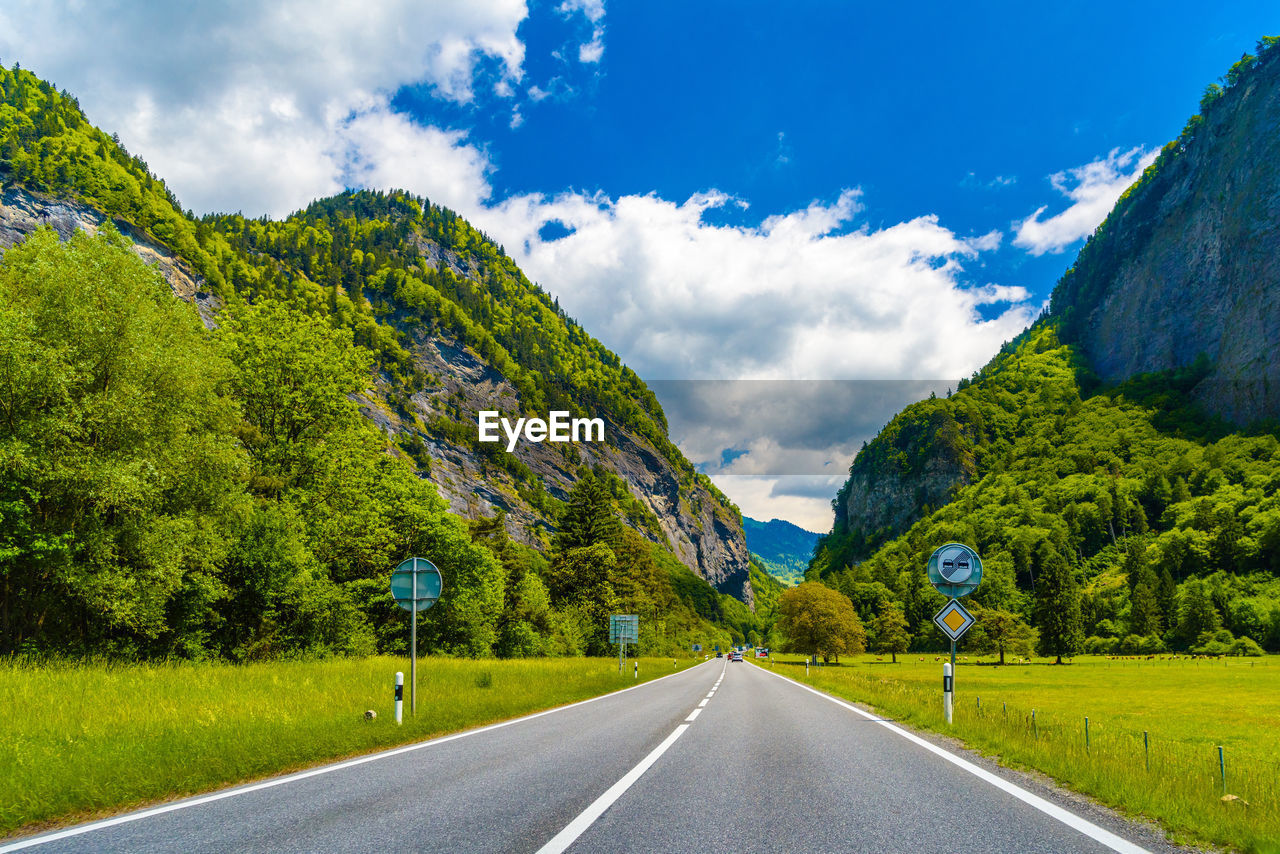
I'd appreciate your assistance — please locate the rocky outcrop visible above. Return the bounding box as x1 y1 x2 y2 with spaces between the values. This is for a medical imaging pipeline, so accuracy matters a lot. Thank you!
372 328 752 606
1051 46 1280 424
0 183 753 606
0 183 219 327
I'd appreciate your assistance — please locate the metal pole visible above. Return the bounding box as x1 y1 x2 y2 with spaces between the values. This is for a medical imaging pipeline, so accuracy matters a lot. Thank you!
1085 716 1090 752
411 561 417 716
1144 731 1149 771
1219 746 1226 795
950 640 956 695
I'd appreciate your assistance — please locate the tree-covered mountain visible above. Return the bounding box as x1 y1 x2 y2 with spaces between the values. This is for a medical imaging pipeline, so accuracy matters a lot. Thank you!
742 516 817 586
0 64 762 658
810 35 1280 660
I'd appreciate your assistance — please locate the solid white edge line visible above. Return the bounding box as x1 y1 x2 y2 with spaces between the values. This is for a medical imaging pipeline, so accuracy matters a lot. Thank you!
685 708 702 722
753 665 1150 854
535 724 691 854
1 660 719 852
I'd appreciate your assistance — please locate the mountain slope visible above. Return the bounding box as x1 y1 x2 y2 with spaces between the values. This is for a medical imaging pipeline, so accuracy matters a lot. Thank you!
742 516 817 585
811 36 1280 656
0 64 753 606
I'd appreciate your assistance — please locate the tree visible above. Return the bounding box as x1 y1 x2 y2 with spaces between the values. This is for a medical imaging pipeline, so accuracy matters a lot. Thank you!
870 601 910 662
968 606 1037 665
1128 578 1162 637
777 582 866 662
1032 544 1083 663
0 227 244 654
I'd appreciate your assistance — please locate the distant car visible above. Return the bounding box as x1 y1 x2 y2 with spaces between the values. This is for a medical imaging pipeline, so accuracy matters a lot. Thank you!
730 651 743 662
716 652 724 658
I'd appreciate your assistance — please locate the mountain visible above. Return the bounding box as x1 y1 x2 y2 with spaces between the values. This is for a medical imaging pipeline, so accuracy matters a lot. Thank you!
811 36 1280 657
1049 36 1280 425
742 517 817 586
0 65 752 608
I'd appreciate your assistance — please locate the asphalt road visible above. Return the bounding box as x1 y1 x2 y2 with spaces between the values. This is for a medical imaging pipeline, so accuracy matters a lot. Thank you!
5 658 1178 854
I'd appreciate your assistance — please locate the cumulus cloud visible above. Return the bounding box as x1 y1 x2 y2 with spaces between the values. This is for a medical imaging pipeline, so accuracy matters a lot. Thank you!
1013 146 1158 256
476 190 1031 382
0 0 526 216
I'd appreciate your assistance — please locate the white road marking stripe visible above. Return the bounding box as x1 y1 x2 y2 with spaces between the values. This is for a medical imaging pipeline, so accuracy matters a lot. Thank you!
535 724 691 854
698 698 709 707
1 661 717 852
686 708 702 721
755 666 1150 854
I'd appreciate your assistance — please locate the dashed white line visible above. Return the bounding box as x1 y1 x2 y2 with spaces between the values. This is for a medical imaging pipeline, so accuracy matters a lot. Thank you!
685 708 703 722
2 660 717 853
535 724 692 854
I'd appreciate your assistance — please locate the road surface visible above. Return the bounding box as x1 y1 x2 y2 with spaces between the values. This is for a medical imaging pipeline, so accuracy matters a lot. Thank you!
4 659 1177 853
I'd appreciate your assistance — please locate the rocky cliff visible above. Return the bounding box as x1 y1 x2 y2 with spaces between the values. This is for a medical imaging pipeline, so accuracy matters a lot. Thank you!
1049 39 1280 424
0 182 754 606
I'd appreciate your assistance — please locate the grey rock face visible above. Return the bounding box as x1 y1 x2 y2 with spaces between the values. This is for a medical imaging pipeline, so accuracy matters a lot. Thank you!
1068 57 1280 424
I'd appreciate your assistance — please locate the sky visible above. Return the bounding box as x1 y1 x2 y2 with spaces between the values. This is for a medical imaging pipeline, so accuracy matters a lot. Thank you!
1 1 1276 531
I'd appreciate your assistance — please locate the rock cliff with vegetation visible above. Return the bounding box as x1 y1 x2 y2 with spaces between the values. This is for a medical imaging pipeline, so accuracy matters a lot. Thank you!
0 64 756 659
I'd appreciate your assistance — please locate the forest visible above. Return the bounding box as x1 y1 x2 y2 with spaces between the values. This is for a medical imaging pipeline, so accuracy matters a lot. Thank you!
811 325 1280 660
0 63 769 660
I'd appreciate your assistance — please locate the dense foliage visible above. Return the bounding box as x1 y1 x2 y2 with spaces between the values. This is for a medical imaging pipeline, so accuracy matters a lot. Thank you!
812 325 1280 657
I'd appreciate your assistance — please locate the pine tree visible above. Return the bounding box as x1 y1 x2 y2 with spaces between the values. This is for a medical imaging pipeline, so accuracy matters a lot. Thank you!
1033 544 1084 664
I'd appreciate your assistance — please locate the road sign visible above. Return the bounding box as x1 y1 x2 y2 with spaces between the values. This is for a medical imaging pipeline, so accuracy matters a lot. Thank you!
609 614 639 643
391 557 443 612
927 543 983 598
390 557 444 718
933 598 976 642
692 643 702 652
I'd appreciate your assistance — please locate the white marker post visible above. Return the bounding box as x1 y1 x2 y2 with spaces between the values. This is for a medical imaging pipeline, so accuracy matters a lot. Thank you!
943 662 953 724
634 661 638 679
395 671 404 725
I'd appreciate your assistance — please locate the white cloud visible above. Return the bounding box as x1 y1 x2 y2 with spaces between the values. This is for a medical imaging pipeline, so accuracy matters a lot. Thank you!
476 190 1033 382
0 0 526 216
1013 146 1158 256
558 0 606 23
579 28 606 64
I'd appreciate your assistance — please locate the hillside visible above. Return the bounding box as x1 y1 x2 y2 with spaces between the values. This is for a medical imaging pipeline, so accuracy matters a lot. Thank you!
811 36 1280 657
0 64 752 607
0 66 766 660
742 516 816 586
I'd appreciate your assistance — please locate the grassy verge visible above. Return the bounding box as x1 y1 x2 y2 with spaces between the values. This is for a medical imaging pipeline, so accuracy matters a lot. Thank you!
753 653 1280 854
1 655 701 839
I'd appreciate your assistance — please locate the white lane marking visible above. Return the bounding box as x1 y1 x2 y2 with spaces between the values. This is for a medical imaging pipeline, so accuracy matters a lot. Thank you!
535 724 690 854
697 698 709 707
754 666 1150 854
1 661 718 852
685 708 703 722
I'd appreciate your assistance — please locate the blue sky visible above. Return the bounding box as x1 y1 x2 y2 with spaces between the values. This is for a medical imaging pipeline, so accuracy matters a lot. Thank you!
2 0 1276 529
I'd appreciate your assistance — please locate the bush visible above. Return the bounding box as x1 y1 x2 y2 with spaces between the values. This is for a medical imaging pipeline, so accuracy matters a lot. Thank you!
1229 636 1265 657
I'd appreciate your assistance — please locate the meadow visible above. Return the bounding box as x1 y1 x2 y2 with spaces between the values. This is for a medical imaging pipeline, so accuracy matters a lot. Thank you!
757 653 1280 853
0 654 701 839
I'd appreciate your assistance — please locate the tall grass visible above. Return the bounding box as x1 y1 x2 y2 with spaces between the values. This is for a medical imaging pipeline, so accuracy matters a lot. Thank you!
759 655 1280 853
0 655 699 838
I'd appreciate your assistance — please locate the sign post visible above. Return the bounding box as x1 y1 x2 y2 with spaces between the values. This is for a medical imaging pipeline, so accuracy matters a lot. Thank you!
390 557 443 716
928 543 982 723
609 614 639 673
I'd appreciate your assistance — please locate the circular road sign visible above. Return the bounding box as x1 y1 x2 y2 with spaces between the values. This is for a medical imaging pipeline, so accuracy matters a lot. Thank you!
927 543 982 598
390 557 443 613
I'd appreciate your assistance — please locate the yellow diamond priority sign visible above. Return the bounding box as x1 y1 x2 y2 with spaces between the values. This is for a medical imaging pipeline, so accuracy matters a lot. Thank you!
933 598 976 642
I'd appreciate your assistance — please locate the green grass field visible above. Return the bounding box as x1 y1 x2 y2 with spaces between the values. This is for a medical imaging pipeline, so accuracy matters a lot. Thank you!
0 655 701 840
755 653 1280 853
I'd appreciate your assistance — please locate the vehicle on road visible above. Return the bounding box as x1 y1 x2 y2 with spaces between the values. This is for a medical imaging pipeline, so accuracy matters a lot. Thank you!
730 651 743 661
715 652 723 658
